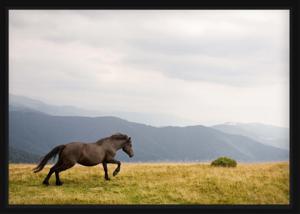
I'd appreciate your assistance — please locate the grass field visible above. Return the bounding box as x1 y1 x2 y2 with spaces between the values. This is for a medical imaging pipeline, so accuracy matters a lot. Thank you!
9 162 289 205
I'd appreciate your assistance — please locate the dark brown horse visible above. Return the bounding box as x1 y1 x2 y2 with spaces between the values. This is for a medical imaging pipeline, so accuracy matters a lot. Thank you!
33 133 134 186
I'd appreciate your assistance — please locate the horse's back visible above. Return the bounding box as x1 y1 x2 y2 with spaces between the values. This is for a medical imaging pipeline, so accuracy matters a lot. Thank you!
59 141 107 166
59 142 85 162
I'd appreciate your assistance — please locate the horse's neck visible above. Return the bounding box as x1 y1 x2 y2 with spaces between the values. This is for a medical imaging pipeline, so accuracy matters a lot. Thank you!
111 140 125 150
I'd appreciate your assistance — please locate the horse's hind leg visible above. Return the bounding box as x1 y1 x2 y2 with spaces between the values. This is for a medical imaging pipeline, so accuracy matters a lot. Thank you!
42 159 64 185
42 165 56 185
55 171 63 186
54 161 75 186
52 159 65 185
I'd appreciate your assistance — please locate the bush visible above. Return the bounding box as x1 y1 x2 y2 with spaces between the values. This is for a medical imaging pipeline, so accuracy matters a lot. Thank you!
211 157 237 167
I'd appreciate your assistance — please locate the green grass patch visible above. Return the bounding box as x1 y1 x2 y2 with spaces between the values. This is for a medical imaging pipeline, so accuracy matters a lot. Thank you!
211 157 237 167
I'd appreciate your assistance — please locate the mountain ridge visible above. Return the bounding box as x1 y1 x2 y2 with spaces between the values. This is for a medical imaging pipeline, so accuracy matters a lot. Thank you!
9 94 194 127
212 123 289 149
9 109 288 163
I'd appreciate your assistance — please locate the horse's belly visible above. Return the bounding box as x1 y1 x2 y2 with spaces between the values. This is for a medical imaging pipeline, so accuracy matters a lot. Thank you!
77 160 99 166
77 150 105 166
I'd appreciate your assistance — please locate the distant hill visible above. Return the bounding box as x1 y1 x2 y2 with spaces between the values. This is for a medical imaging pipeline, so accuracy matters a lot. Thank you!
212 122 289 149
10 94 102 117
9 94 193 127
9 146 41 163
9 110 288 163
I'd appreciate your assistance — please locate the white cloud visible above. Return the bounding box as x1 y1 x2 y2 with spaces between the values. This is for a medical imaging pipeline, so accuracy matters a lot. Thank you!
9 10 289 127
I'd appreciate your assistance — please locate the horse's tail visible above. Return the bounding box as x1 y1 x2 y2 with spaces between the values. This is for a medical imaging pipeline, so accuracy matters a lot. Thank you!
33 145 65 173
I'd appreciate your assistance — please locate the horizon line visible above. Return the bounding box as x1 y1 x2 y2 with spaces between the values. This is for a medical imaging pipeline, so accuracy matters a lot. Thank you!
9 93 289 129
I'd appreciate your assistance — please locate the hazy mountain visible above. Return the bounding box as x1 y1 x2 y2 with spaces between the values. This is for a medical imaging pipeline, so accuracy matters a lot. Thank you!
10 94 103 117
9 146 41 163
9 94 194 127
212 122 289 149
9 110 288 163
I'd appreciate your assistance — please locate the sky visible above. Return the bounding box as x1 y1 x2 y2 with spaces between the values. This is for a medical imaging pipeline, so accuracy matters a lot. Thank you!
9 10 290 127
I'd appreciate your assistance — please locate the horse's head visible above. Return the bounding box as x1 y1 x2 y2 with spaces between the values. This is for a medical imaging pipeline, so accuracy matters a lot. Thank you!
122 137 134 158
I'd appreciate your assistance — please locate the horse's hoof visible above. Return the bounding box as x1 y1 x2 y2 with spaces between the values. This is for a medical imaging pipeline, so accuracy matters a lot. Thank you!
113 171 118 176
43 181 49 186
105 177 111 181
56 182 63 186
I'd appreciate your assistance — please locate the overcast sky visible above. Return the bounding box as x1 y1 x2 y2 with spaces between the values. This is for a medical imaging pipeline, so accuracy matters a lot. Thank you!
9 10 289 127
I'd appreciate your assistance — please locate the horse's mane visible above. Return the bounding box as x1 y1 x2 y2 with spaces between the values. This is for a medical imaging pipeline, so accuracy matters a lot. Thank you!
96 133 128 144
110 133 128 140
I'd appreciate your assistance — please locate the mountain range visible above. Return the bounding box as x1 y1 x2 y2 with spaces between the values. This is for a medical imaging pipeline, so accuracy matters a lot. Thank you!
212 122 289 150
9 94 289 163
9 94 194 127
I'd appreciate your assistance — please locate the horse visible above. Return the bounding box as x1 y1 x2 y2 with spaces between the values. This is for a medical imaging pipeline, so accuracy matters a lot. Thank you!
33 133 134 186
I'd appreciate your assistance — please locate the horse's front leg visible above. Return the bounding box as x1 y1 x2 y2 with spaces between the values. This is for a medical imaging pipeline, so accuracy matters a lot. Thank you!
102 161 110 180
107 159 121 176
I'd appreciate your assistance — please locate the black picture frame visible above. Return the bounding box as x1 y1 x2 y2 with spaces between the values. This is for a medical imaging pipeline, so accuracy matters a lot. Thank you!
0 0 299 213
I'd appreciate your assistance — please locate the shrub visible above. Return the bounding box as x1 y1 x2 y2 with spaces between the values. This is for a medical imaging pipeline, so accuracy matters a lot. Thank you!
211 156 237 167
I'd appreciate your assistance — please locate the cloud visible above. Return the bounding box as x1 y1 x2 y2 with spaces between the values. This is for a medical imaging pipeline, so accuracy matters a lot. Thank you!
10 10 289 86
9 10 289 127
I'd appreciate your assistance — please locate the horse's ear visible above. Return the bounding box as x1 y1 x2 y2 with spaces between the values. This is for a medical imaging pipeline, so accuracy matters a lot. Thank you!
127 137 131 142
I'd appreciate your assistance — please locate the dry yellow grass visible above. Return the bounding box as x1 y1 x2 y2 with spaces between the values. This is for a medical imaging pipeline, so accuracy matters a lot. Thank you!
9 162 289 205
